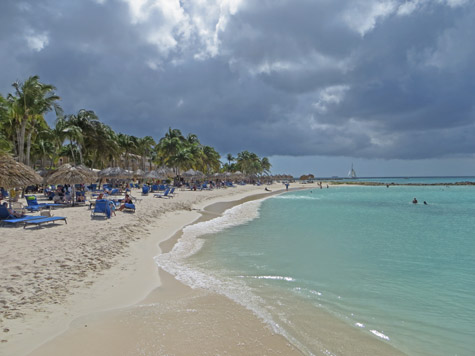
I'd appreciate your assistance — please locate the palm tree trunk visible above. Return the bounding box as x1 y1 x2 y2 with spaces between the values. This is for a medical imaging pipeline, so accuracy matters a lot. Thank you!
18 118 28 163
78 144 84 165
25 130 32 166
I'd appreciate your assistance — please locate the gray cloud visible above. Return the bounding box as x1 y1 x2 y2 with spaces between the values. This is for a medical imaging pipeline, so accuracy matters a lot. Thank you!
1 0 474 160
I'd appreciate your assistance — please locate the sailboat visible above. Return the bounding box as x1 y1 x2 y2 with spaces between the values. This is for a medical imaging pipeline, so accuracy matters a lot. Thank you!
348 163 357 178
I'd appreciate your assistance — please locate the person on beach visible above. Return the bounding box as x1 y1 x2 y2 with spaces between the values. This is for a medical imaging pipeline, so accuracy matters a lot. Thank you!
265 187 271 192
285 183 289 191
119 194 132 211
412 198 418 204
2 202 24 218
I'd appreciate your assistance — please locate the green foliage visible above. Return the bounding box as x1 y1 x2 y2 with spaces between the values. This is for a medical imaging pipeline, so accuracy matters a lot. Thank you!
1 76 271 174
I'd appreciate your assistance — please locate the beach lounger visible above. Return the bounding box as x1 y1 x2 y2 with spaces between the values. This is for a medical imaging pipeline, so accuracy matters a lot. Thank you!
2 215 44 226
91 199 111 218
25 195 64 211
168 187 176 197
23 216 67 228
153 188 170 198
142 185 150 195
123 203 135 212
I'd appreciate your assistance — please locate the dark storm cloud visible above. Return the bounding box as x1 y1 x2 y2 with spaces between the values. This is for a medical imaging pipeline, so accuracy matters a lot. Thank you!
1 0 474 160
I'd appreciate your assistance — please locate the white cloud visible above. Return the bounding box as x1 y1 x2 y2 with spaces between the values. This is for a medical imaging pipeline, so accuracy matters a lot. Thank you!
343 0 397 36
313 85 350 114
25 31 49 51
121 0 244 60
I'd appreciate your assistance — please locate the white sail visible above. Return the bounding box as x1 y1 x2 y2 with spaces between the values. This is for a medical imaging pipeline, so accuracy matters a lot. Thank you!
348 164 357 178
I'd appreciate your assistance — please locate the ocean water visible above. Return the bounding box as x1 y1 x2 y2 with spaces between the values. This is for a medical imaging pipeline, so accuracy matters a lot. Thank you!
156 183 475 356
331 176 475 184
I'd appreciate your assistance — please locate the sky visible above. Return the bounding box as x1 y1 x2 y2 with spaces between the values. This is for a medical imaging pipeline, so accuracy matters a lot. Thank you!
1 0 475 177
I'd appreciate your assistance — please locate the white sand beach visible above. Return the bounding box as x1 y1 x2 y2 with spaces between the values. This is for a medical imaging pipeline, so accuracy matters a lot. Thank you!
1 183 302 355
1 182 403 356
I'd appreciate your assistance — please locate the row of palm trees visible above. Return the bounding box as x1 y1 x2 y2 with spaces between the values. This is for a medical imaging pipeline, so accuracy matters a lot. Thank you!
0 76 271 177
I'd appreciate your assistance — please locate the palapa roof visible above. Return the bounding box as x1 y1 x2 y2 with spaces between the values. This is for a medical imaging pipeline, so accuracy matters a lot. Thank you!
46 164 97 185
98 167 131 179
0 153 43 189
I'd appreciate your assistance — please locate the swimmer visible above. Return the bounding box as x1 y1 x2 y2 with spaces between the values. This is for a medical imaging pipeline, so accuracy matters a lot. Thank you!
412 198 418 204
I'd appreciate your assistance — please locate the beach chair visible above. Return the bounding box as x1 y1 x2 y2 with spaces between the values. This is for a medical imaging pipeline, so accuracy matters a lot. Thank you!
75 191 87 204
168 187 176 197
142 185 150 195
1 215 44 227
23 216 67 229
153 188 170 198
123 203 136 212
0 204 11 219
25 195 63 211
91 199 111 218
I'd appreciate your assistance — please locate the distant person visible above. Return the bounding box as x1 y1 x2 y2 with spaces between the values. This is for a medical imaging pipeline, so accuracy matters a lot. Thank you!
424 201 428 205
119 194 133 211
412 198 418 204
285 183 289 191
3 202 24 218
265 187 271 192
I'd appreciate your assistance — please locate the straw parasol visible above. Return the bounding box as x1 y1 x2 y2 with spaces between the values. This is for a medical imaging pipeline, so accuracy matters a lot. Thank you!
46 164 97 185
157 166 174 178
46 164 97 206
133 169 145 178
182 169 197 177
144 170 164 179
0 153 43 189
98 167 131 179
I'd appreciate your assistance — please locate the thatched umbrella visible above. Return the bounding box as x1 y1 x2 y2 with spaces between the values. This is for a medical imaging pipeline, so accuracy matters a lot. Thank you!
46 164 97 205
157 166 174 178
182 169 197 177
46 164 97 185
133 169 145 178
0 154 43 189
98 167 130 179
144 170 164 180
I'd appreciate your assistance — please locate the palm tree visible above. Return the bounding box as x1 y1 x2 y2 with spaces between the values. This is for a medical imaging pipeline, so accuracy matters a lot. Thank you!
66 109 99 165
136 136 156 170
226 153 235 165
200 146 221 174
7 75 60 165
156 127 185 174
261 157 271 175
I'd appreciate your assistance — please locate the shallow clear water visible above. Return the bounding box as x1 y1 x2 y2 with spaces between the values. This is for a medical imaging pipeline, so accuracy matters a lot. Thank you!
333 176 475 184
156 182 475 356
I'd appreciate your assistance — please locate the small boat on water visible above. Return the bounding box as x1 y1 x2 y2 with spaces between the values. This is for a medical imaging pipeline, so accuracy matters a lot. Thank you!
348 164 357 178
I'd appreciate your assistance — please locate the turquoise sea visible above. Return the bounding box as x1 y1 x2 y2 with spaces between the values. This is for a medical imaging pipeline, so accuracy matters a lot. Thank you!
156 179 475 356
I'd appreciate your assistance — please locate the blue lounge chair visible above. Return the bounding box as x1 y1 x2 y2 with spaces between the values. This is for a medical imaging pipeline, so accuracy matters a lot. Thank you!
23 216 67 228
2 215 44 226
142 185 150 195
168 187 176 197
0 204 11 220
153 188 170 198
25 195 63 211
91 199 111 218
123 203 135 212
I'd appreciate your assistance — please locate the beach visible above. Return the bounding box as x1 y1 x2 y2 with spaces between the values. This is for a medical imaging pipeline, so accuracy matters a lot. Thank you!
0 184 300 355
1 182 404 356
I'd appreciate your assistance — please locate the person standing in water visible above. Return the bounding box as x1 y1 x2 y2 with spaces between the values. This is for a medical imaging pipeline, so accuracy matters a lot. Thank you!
412 198 418 204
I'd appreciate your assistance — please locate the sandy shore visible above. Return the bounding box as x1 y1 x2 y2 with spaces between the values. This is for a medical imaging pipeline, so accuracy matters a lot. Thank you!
1 183 301 355
1 182 403 355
